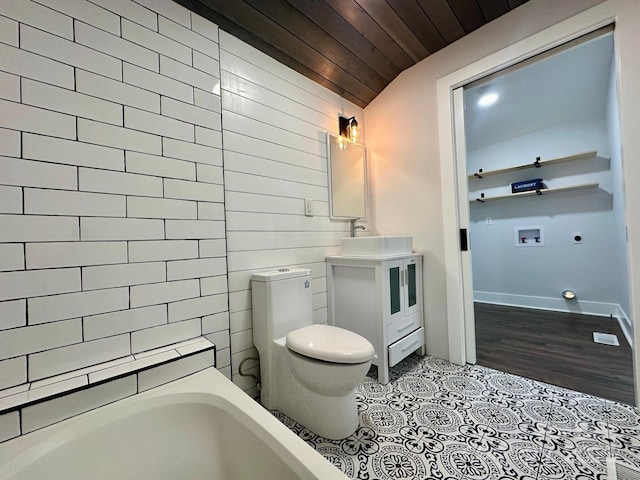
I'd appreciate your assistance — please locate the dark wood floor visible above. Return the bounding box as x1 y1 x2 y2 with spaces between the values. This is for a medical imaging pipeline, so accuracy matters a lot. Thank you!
474 303 635 405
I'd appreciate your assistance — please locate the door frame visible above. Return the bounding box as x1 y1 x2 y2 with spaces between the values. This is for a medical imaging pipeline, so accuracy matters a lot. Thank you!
436 8 629 368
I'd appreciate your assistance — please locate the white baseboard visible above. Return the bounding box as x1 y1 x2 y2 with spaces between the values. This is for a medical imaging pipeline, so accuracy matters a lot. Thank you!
615 305 633 348
474 291 633 347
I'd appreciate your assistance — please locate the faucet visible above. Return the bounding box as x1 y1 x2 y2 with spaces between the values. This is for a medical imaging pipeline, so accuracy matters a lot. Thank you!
350 218 366 237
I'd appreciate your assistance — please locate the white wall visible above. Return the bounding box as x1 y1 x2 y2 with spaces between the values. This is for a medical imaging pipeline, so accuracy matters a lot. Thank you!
218 33 363 395
363 0 640 364
468 116 628 316
606 54 631 328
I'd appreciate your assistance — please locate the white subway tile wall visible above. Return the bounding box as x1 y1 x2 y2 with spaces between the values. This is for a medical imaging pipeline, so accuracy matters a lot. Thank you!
0 0 229 394
0 411 20 443
0 42 75 89
137 349 213 392
0 337 215 442
21 375 137 434
219 30 363 396
0 0 364 403
1 73 24 101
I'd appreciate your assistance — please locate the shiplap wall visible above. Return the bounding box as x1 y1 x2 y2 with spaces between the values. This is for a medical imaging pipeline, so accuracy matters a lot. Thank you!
0 0 230 390
219 32 364 395
0 0 365 397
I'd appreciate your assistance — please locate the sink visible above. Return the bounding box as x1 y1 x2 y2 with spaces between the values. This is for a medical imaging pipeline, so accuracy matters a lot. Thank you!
341 236 413 256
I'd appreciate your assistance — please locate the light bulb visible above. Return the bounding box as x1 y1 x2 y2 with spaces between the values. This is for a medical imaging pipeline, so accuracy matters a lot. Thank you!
348 120 358 144
478 92 499 107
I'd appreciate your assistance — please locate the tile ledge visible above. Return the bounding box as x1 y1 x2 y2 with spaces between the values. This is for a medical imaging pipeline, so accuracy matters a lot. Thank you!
0 337 215 415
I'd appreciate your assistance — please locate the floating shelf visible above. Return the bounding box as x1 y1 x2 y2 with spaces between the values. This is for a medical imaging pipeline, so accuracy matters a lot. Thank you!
469 150 597 179
472 182 599 203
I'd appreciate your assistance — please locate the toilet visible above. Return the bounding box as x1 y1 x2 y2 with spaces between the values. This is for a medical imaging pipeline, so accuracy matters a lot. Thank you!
251 268 374 440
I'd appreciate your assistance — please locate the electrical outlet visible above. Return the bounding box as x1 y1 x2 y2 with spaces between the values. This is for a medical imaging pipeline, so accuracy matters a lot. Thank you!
304 198 313 216
485 217 492 226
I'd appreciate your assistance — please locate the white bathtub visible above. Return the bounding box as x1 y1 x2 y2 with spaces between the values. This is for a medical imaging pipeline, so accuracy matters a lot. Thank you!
0 368 348 480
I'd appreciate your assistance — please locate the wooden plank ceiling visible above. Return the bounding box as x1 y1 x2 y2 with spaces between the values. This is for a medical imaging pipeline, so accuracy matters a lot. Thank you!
175 0 529 108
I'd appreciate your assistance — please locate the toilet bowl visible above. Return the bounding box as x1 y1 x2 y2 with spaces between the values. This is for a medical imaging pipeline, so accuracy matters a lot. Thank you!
251 269 374 440
287 324 373 396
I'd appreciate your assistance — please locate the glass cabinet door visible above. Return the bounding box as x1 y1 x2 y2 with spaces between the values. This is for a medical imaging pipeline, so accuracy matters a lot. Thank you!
403 257 421 316
385 258 420 321
389 266 401 315
406 262 417 308
385 260 404 322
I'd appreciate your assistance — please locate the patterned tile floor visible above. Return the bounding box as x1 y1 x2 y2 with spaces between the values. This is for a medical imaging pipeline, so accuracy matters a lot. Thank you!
272 355 640 479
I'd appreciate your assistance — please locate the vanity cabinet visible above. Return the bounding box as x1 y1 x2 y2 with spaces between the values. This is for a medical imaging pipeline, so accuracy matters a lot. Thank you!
326 253 425 384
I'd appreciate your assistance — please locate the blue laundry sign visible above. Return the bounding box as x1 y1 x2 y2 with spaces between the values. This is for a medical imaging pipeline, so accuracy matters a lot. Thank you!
511 178 543 193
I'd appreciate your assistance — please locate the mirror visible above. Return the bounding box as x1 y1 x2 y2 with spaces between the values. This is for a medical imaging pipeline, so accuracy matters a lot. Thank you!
326 132 367 219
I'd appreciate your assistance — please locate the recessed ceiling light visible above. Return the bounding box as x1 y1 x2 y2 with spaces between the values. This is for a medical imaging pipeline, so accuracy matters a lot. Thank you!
478 92 499 107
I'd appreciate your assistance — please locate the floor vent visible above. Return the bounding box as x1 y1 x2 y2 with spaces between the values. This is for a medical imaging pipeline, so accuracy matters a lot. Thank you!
607 457 640 480
593 332 620 346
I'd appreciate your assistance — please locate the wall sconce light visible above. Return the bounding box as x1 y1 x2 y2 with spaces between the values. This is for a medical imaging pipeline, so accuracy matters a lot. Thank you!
562 290 577 300
338 115 359 149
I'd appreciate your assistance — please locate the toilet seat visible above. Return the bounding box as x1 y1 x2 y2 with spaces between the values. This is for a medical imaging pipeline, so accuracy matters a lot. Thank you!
286 324 374 364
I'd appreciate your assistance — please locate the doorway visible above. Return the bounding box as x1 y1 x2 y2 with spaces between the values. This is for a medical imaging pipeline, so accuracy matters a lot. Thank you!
446 28 635 404
463 31 633 404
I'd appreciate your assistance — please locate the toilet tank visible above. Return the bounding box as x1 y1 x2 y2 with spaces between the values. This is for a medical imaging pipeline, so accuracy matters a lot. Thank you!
251 269 313 342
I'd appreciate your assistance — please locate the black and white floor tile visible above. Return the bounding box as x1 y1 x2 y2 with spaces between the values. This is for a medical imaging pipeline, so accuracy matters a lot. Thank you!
272 355 640 479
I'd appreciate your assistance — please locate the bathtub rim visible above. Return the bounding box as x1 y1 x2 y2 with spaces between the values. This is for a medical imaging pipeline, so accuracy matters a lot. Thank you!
0 367 349 480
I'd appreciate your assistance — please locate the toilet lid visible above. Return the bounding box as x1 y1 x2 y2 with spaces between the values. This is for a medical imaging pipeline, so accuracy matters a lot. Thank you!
286 324 374 364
